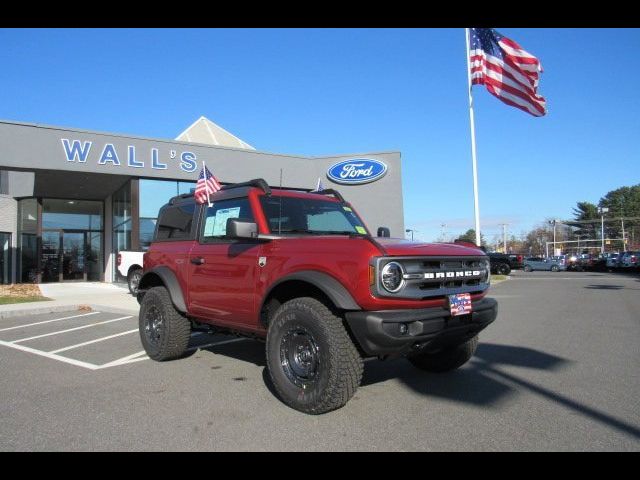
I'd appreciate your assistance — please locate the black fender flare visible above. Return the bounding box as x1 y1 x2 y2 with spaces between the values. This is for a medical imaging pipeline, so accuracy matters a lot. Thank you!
263 271 361 311
138 266 187 313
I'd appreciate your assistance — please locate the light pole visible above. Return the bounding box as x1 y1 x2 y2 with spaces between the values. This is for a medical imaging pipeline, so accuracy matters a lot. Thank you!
597 207 609 253
620 198 626 251
440 223 446 241
405 229 416 241
498 223 508 253
548 219 557 256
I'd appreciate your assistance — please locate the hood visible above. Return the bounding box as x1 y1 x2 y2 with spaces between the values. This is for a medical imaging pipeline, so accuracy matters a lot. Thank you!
374 237 486 257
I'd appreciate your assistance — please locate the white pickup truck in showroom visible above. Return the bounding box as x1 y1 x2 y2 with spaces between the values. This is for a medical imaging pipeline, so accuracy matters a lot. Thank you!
117 251 144 295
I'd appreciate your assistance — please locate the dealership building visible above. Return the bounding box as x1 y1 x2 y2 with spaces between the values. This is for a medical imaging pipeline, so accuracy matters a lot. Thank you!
0 117 404 285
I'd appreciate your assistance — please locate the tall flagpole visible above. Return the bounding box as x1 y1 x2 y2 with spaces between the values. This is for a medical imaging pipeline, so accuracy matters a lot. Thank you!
465 28 482 247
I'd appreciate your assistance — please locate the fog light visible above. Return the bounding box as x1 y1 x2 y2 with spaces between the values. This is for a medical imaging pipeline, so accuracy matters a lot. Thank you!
399 323 408 335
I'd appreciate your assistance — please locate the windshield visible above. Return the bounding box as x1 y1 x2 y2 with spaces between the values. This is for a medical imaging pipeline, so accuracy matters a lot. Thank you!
259 195 368 235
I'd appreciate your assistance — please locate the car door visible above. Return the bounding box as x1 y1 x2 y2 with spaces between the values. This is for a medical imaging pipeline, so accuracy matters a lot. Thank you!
187 196 262 330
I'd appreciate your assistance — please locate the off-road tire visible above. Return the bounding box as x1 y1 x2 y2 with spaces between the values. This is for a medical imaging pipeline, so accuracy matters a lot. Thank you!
139 286 191 361
266 297 363 414
128 267 143 295
407 335 478 373
524 265 532 272
497 263 511 275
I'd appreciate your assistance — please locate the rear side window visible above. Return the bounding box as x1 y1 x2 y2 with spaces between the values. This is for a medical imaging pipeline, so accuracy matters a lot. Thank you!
155 203 196 240
202 198 255 241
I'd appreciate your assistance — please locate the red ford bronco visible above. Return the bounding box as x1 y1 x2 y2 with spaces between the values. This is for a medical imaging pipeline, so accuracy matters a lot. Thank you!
137 179 497 414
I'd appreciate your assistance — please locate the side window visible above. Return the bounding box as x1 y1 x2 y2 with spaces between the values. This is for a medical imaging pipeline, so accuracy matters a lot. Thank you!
156 203 196 240
202 198 254 241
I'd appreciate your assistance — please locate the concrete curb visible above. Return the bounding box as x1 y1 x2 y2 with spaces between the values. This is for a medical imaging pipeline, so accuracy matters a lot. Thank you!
0 303 139 319
87 304 139 316
0 304 83 319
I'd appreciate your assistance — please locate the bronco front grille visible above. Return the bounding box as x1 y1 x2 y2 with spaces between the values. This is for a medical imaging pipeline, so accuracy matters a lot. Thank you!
373 256 490 299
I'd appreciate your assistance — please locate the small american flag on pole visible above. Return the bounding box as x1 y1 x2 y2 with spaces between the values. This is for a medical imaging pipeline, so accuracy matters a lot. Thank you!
194 163 221 205
311 177 325 192
469 28 546 117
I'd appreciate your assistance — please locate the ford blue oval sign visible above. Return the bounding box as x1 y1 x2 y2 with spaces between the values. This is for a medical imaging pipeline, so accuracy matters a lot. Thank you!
326 158 388 185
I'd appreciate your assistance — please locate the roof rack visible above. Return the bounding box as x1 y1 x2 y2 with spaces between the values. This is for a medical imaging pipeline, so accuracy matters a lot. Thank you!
169 192 195 205
294 187 345 203
315 188 345 203
220 178 271 195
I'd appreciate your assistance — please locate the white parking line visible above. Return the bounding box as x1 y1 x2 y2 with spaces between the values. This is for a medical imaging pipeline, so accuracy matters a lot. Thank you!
99 350 148 369
0 339 101 370
49 329 139 354
0 311 101 333
10 316 132 344
0 323 252 371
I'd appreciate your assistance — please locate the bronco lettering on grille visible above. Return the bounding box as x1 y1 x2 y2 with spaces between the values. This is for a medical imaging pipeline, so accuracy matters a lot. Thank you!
424 270 481 280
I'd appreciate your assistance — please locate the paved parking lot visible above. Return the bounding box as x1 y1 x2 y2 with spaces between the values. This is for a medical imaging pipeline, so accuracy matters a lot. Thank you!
0 310 240 371
1 270 639 451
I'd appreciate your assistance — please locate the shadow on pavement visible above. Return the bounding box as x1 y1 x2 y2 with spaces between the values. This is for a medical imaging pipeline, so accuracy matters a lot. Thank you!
584 284 625 290
364 342 640 440
198 337 266 367
195 339 640 439
361 343 567 404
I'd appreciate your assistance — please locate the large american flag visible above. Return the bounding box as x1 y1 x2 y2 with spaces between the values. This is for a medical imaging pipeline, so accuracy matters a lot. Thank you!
469 28 546 117
194 164 221 205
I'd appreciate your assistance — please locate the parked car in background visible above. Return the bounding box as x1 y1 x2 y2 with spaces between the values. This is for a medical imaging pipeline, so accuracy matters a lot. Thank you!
523 257 566 272
117 251 145 295
566 253 594 271
605 252 620 271
619 251 639 270
507 254 525 269
590 254 608 272
577 253 594 271
487 252 511 275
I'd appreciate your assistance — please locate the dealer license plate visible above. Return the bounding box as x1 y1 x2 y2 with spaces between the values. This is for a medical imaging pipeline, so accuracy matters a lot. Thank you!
448 293 472 317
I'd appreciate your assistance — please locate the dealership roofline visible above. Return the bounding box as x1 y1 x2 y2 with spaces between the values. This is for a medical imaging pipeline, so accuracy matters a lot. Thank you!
0 118 400 161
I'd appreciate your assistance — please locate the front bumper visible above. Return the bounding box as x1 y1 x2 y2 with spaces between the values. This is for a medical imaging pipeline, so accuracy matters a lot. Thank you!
345 297 497 356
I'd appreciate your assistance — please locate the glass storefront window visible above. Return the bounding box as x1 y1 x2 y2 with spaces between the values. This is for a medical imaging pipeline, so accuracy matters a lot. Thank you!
20 234 37 283
39 199 103 283
139 218 157 250
1 232 10 285
17 199 38 282
43 199 102 230
178 181 196 196
112 181 132 281
19 198 37 235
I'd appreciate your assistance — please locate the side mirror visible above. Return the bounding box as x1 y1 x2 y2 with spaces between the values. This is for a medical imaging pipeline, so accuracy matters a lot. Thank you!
377 227 390 238
226 218 258 239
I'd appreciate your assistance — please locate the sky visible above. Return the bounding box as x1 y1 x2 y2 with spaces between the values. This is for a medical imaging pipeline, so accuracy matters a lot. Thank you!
1 28 639 244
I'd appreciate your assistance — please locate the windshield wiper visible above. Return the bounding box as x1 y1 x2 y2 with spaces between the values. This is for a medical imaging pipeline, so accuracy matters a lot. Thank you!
310 230 367 236
279 229 314 234
277 229 366 236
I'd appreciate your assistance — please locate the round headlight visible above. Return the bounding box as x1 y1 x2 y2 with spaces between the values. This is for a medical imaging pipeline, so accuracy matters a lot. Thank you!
480 259 490 283
381 262 404 293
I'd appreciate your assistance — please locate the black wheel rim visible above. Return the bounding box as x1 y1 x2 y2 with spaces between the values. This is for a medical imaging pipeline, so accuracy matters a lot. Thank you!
143 304 164 347
280 326 320 388
130 272 142 293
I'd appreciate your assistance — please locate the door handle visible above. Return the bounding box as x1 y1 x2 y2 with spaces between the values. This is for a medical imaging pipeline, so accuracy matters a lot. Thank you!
190 257 205 265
